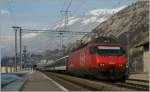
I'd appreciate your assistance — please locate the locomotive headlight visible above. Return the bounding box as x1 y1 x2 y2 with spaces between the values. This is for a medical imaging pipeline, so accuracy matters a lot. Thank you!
119 64 123 67
100 64 105 66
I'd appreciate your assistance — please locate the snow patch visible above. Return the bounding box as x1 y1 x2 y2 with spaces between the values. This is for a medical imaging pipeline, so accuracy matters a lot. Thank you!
68 17 80 26
53 6 126 29
1 74 23 87
88 6 126 16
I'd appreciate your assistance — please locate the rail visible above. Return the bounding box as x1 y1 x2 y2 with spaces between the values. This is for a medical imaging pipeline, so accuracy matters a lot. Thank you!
43 71 149 91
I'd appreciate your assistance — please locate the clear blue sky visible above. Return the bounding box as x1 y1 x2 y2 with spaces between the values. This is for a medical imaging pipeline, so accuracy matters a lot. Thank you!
0 0 137 36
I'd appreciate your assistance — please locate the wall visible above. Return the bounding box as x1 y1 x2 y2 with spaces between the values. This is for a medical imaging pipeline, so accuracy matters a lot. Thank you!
143 51 149 73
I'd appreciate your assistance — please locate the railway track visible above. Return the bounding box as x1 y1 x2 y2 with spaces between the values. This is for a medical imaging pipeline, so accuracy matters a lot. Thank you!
112 79 149 91
43 71 149 91
88 77 149 91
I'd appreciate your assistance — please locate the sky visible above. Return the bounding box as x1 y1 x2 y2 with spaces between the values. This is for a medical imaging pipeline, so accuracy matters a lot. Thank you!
0 0 137 57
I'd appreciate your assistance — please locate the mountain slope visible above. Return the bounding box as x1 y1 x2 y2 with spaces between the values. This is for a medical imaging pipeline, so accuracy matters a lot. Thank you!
81 1 149 49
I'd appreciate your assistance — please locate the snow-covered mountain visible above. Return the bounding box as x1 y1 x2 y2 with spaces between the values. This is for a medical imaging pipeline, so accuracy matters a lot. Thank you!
53 6 125 32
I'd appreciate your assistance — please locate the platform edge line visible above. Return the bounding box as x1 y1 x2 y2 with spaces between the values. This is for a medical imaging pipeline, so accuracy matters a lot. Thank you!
41 72 69 91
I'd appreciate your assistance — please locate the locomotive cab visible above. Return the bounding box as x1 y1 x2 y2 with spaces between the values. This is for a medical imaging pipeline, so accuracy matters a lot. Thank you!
88 38 128 80
68 37 128 80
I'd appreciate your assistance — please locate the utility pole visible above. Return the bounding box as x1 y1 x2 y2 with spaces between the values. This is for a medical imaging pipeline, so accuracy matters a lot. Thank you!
19 27 22 70
15 29 17 72
12 26 22 71
60 10 71 49
60 0 72 49
23 45 27 69
12 26 20 72
60 32 63 49
60 10 71 31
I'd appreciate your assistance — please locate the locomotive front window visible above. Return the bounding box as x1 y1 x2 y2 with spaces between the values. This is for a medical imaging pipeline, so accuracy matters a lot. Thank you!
96 46 125 55
94 37 116 43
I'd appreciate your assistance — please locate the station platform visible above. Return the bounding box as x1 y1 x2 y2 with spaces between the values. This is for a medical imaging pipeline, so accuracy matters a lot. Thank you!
129 73 149 81
2 71 149 91
21 71 68 91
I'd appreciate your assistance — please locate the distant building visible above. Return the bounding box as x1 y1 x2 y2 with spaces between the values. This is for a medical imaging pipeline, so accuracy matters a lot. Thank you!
130 41 149 73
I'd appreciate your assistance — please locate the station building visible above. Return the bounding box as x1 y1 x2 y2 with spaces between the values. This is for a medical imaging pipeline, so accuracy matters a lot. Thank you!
130 41 149 73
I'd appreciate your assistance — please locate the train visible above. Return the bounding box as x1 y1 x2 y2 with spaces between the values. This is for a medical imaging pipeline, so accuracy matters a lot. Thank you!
42 37 129 80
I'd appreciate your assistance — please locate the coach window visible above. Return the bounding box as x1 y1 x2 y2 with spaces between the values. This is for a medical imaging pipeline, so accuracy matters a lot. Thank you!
89 47 97 54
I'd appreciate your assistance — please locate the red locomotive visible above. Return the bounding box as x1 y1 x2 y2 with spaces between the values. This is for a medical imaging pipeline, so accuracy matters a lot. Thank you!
44 37 128 80
68 37 128 80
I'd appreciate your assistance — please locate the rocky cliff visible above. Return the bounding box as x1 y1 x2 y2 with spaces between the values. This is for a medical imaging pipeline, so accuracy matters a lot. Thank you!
81 1 149 49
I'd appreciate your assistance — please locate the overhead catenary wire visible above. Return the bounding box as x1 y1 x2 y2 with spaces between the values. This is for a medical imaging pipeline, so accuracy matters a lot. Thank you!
51 0 130 47
72 0 88 16
61 0 68 11
50 0 72 47
47 0 72 49
66 0 72 11
50 0 137 50
7 0 17 26
50 0 69 30
57 0 73 49
53 0 90 48
62 0 89 46
62 0 73 42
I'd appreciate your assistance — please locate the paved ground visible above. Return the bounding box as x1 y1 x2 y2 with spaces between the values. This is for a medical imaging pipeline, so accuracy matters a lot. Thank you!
129 73 149 81
21 71 149 91
21 71 67 91
44 72 91 91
